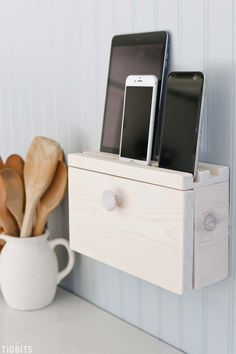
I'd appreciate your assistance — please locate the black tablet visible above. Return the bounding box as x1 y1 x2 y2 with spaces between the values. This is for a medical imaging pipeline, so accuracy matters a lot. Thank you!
100 31 169 160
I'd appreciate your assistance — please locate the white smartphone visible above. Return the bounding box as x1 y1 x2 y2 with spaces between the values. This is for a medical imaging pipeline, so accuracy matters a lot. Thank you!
119 75 158 165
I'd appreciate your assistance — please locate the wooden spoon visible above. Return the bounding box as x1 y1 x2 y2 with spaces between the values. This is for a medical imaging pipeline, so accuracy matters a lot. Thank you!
0 241 4 252
20 136 62 237
33 161 67 236
0 168 24 229
0 175 19 236
58 149 64 161
5 154 24 180
0 156 4 169
0 227 5 251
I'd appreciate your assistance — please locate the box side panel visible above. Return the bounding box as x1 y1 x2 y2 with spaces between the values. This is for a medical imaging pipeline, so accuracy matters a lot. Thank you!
194 181 229 288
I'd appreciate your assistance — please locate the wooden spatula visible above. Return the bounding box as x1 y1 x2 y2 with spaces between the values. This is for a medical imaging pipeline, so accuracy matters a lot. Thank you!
20 136 62 237
0 168 24 229
5 154 24 180
0 175 19 236
33 161 67 236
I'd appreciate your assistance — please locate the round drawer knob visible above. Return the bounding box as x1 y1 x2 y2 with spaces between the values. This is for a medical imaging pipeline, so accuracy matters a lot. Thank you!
204 214 217 232
102 190 117 211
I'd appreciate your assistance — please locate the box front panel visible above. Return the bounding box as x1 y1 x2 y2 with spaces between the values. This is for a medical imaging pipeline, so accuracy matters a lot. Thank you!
69 167 194 294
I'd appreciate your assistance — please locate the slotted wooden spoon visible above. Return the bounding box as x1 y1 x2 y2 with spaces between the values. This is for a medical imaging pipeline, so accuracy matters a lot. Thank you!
5 154 24 180
20 136 62 237
33 161 67 236
0 168 24 229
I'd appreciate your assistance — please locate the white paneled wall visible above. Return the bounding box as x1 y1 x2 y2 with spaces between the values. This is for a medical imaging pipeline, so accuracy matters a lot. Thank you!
0 1 235 353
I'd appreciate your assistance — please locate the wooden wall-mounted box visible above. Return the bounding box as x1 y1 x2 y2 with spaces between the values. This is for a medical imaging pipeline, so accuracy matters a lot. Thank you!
68 152 229 295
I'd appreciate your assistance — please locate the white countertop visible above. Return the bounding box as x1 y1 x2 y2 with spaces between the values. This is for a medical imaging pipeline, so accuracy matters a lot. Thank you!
0 287 184 354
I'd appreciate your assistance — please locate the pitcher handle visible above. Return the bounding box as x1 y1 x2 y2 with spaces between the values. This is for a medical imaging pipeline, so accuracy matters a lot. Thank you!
49 238 75 284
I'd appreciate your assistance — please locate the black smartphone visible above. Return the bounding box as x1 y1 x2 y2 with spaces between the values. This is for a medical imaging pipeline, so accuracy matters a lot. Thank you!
100 31 169 160
158 71 205 177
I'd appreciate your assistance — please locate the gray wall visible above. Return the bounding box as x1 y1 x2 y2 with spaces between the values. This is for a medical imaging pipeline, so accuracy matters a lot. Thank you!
0 1 235 353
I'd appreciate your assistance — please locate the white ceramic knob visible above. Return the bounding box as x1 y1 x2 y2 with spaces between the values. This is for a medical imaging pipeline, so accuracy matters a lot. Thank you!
102 190 117 211
204 214 217 232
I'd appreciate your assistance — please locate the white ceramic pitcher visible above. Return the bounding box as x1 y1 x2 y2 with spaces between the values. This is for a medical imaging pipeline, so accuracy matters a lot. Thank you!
0 230 75 310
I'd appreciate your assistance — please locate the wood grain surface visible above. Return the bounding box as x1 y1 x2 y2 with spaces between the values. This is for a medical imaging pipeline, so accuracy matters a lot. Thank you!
69 167 194 294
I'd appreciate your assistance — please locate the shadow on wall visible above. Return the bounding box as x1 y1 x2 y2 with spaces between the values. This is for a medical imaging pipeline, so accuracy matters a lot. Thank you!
203 63 232 166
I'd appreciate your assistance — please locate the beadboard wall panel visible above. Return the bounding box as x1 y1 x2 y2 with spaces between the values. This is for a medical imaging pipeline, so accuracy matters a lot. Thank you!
180 2 206 353
0 1 235 354
203 2 233 354
231 4 236 354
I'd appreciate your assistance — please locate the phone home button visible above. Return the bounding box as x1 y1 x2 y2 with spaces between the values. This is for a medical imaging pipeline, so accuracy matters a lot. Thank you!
129 160 135 164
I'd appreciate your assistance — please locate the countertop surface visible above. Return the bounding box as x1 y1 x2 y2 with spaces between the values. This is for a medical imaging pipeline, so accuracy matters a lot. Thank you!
0 287 184 354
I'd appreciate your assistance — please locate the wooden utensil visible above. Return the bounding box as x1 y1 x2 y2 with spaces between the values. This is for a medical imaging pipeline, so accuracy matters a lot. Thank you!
0 168 24 229
5 154 24 180
0 175 19 237
0 241 4 252
0 227 5 252
58 149 64 161
0 156 4 169
20 136 62 237
33 161 67 236
0 169 18 252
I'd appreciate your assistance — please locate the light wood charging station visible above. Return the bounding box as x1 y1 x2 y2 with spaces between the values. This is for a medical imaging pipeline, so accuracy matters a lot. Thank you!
68 152 229 295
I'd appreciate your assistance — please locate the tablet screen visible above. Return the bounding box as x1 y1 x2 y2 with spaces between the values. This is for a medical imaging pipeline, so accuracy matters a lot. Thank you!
100 32 168 157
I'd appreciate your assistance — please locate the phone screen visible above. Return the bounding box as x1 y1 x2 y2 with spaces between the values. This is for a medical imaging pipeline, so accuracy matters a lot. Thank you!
159 72 204 175
120 86 153 161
